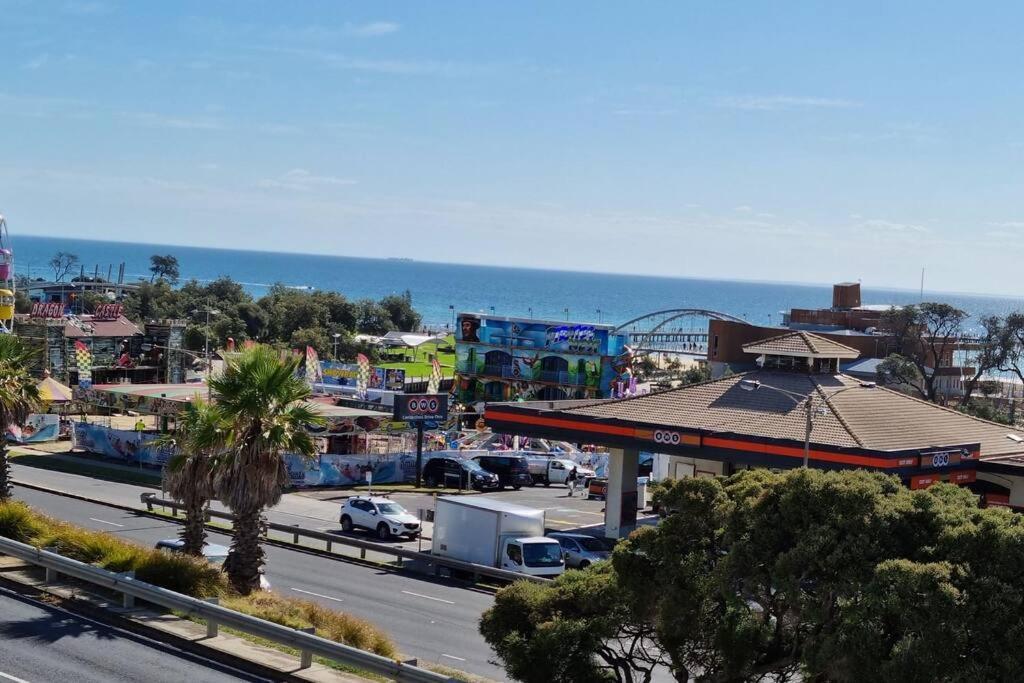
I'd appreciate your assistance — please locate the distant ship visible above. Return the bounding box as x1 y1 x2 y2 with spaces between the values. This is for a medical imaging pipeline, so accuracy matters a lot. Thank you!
386 257 414 263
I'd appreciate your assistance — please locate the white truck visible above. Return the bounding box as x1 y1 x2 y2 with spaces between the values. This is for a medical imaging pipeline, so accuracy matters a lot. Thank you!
525 456 596 487
431 496 565 578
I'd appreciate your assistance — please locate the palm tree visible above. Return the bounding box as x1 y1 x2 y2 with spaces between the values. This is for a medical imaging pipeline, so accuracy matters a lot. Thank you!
0 336 41 501
154 398 225 556
210 345 323 594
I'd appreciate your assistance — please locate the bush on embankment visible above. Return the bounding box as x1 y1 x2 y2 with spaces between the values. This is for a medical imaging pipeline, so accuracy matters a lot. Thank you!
0 500 396 657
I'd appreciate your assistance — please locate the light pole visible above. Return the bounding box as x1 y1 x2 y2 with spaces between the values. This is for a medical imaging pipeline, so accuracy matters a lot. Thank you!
739 379 872 468
448 304 455 332
596 308 602 323
528 306 533 319
564 307 569 321
191 307 219 396
332 332 341 359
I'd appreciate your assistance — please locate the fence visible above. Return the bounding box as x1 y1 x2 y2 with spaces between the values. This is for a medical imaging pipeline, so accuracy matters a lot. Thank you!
141 493 551 586
0 535 454 682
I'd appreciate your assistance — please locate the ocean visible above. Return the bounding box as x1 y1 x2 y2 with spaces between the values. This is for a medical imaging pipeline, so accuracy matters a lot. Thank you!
12 235 1024 333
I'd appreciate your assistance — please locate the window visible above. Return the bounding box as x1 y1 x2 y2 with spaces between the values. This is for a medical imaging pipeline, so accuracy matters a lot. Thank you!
557 538 580 551
506 544 523 565
523 542 564 567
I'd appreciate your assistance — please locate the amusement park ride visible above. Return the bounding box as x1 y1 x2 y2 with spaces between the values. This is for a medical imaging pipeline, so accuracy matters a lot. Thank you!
0 215 14 334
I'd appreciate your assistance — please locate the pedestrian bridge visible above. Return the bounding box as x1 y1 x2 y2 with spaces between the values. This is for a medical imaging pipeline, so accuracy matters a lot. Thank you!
613 308 745 355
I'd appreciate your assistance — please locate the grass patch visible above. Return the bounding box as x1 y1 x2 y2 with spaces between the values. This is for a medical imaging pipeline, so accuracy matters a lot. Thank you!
0 500 397 657
9 452 161 488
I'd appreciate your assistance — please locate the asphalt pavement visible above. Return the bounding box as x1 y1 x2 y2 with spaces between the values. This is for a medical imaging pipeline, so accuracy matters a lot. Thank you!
0 585 267 683
10 485 505 680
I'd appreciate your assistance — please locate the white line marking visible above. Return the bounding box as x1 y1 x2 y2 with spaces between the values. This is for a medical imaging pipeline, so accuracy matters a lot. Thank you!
0 670 31 683
401 590 455 605
289 587 344 603
441 654 466 662
88 518 124 528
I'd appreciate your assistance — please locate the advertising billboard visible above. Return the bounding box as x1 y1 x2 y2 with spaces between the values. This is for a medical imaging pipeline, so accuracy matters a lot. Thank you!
393 393 449 422
321 362 405 391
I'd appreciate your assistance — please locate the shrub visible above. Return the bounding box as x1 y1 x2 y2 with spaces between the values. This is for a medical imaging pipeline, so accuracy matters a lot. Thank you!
223 593 396 657
0 501 46 542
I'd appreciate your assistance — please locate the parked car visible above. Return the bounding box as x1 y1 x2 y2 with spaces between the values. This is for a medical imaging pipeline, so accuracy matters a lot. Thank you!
154 538 270 589
422 457 500 490
339 496 421 540
525 457 596 487
548 532 614 569
472 454 533 490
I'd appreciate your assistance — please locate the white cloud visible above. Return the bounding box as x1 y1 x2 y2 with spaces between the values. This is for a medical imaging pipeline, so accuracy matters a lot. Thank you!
716 95 860 111
275 48 490 77
611 108 677 117
23 54 49 70
257 168 356 191
256 123 303 135
856 218 929 234
346 21 400 37
121 111 226 131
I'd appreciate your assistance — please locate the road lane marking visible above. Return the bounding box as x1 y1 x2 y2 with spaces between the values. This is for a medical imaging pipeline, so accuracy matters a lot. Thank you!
0 671 31 683
441 654 466 662
401 590 455 605
88 518 124 528
290 588 344 603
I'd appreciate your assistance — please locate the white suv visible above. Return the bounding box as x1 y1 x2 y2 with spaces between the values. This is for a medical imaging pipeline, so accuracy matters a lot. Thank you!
339 497 421 541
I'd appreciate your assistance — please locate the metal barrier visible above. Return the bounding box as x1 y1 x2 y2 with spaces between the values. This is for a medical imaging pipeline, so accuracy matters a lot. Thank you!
140 493 551 585
0 536 453 682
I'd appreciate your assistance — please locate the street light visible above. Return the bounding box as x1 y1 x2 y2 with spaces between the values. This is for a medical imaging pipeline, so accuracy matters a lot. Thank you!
332 332 341 359
739 378 873 468
596 308 602 323
564 307 570 321
191 307 219 391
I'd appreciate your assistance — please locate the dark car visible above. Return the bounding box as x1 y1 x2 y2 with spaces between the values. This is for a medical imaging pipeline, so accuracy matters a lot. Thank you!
422 457 500 490
472 454 533 490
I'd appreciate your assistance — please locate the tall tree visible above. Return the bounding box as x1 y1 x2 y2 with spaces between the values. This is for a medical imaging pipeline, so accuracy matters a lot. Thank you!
880 302 968 401
957 315 1013 408
0 337 41 501
48 251 78 282
209 345 323 593
153 399 225 556
149 254 180 283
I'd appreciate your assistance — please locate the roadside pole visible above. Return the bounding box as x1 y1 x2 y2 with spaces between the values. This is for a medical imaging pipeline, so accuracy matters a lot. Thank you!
415 422 425 488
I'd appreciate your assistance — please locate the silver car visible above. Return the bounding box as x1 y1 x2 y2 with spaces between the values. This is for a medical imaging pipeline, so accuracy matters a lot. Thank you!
548 533 614 569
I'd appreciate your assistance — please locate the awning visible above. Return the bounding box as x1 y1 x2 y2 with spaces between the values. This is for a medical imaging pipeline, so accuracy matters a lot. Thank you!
36 375 74 403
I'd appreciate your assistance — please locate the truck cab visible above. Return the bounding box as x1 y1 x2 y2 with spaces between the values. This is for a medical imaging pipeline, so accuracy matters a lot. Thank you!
499 536 565 578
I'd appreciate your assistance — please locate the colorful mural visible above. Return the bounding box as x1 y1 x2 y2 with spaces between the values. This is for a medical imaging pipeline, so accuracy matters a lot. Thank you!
7 414 61 444
455 315 631 402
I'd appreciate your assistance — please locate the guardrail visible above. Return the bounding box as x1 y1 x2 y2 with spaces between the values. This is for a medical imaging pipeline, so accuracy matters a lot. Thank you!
140 493 551 586
0 536 453 682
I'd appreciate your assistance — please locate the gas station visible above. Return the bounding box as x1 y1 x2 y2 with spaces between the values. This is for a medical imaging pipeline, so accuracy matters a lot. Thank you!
485 331 1024 538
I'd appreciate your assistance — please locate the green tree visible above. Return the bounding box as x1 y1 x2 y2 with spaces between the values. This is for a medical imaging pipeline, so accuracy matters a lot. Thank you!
481 566 662 683
484 469 1024 682
0 337 41 501
880 303 968 402
356 300 394 335
148 254 180 283
153 399 225 555
209 345 323 593
380 290 422 331
289 326 330 356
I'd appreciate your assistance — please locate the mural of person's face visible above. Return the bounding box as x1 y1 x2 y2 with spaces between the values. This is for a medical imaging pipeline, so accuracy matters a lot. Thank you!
461 318 479 341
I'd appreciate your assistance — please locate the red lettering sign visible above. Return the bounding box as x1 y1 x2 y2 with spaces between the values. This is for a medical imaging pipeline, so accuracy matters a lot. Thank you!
93 303 123 320
30 302 64 318
986 493 1011 508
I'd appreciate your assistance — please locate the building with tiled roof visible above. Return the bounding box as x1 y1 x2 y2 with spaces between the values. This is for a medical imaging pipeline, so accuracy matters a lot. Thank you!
486 328 1024 537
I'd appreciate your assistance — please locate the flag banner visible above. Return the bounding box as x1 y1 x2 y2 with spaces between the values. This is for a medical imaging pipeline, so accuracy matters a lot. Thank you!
305 346 323 387
74 340 92 389
427 356 442 394
356 353 371 398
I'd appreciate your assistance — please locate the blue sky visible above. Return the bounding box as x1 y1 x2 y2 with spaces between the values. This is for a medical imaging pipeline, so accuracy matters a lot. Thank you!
1 2 1023 294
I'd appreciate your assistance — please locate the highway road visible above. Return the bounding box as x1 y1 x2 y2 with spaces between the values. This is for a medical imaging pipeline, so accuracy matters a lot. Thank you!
0 585 267 683
11 486 505 680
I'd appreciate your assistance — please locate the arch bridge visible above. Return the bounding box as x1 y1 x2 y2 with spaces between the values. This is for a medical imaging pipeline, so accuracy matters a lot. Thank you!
613 308 746 356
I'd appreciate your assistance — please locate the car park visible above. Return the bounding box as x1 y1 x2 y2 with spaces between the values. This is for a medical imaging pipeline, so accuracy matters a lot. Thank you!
422 456 500 490
154 538 271 589
548 532 614 569
472 454 533 490
339 496 421 540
